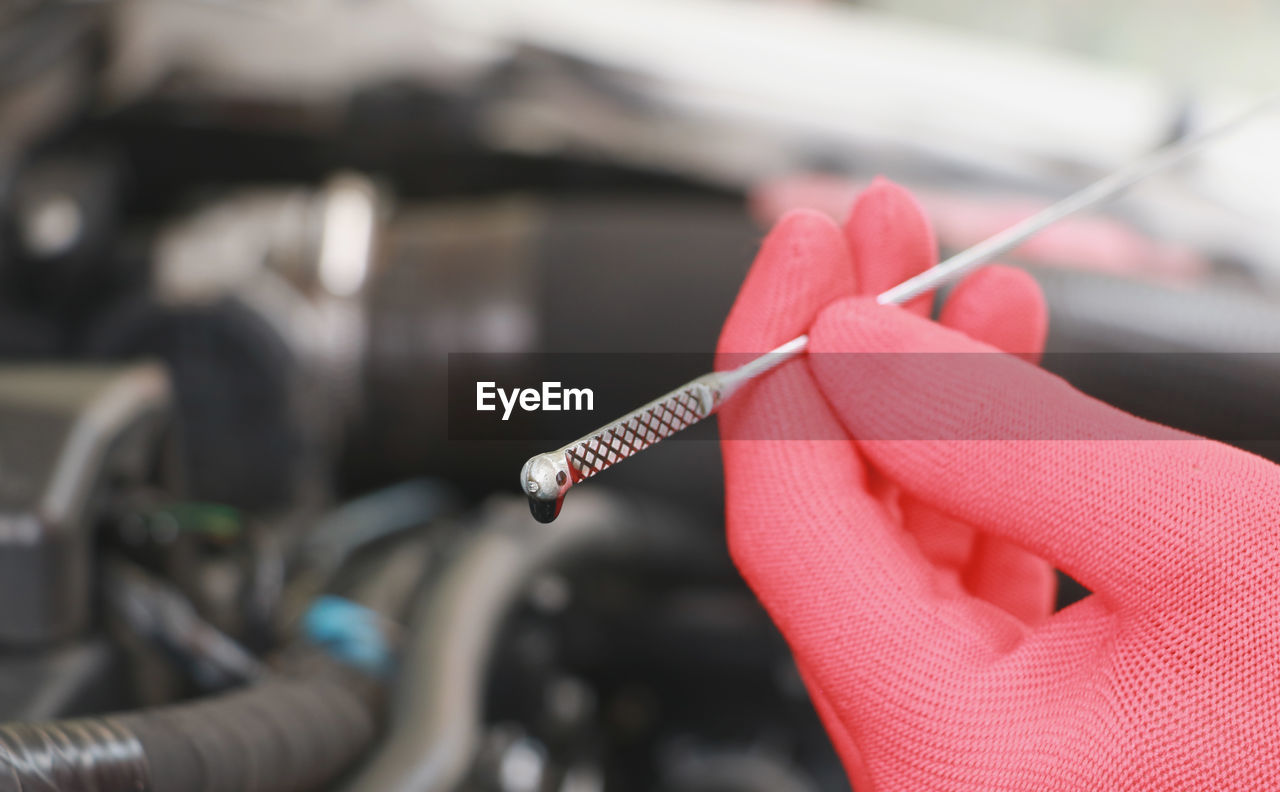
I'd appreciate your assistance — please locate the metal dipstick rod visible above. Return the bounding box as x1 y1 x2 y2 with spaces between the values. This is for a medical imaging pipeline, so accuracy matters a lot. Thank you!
520 94 1280 522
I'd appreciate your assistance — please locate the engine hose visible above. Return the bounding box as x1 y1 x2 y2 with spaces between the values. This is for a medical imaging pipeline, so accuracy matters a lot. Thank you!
340 490 718 792
0 674 376 792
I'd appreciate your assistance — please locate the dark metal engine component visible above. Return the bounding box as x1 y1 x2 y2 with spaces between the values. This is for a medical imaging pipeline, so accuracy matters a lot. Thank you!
87 175 381 512
0 364 170 646
341 491 721 792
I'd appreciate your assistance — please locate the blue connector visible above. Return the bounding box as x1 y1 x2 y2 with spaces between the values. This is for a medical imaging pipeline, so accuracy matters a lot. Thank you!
303 595 393 677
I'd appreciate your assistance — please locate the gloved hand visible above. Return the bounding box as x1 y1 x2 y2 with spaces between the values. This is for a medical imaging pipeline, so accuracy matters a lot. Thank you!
716 179 1280 790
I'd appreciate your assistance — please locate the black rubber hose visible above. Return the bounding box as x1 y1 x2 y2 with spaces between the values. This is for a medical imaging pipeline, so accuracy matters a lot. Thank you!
0 674 376 792
0 719 147 792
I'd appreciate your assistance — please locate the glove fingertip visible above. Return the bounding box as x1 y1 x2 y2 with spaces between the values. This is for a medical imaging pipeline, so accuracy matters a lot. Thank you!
717 208 853 367
940 266 1047 361
841 176 918 230
843 178 937 314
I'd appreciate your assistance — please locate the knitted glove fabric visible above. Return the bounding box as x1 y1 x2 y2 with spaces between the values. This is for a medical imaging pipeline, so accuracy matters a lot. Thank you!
716 180 1280 790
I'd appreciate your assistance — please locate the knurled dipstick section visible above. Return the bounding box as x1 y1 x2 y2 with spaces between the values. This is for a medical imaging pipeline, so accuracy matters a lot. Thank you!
565 387 706 482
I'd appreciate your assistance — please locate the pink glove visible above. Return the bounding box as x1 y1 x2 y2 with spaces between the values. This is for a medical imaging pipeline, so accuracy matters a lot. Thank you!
717 179 1280 789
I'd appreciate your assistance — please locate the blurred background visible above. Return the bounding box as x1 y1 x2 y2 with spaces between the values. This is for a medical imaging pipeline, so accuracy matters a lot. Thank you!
0 1 1278 791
